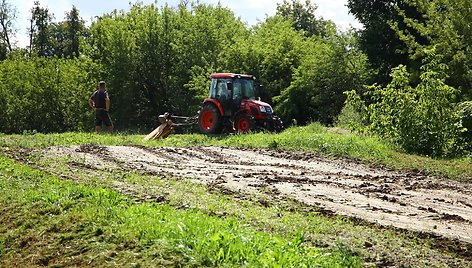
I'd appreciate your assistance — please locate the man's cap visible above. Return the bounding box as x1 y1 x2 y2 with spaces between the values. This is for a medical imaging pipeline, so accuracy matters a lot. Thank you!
99 81 106 86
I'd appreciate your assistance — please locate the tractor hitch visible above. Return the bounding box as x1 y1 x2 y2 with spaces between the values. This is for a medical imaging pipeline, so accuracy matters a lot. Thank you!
144 113 197 140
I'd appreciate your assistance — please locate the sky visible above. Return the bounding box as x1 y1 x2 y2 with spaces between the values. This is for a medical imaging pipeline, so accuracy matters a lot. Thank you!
11 0 361 48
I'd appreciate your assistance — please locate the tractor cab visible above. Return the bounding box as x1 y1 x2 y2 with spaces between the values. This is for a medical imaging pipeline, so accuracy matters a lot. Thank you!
198 73 283 134
209 73 257 116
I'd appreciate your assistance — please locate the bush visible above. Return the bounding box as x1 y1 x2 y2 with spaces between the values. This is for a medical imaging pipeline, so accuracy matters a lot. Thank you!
344 49 465 157
457 101 472 152
336 90 369 132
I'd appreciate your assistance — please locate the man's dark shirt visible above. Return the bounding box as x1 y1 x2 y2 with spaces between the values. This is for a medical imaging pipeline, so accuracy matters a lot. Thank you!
91 90 108 109
90 89 112 127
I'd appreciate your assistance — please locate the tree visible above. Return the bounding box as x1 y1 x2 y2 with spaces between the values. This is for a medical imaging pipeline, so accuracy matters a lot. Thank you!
64 6 85 58
251 16 307 102
175 2 249 109
0 0 17 59
48 6 86 58
49 21 67 57
29 1 53 57
199 15 295 105
392 0 472 100
275 32 371 125
276 0 336 37
347 0 426 85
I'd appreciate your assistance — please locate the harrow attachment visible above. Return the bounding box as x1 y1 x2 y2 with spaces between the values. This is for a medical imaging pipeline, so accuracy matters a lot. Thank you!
143 113 197 140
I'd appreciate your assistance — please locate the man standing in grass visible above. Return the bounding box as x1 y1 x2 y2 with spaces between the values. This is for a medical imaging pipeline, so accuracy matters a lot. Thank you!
89 81 113 134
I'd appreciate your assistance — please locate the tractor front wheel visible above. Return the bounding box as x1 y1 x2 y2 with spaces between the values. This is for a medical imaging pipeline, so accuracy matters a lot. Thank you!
235 113 255 133
198 104 223 134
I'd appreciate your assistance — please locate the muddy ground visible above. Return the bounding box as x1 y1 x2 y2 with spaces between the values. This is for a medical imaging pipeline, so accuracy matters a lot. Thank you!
39 144 472 248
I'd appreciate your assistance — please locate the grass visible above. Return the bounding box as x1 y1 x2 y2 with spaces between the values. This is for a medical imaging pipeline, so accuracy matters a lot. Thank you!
1 123 471 181
0 156 363 267
1 148 468 267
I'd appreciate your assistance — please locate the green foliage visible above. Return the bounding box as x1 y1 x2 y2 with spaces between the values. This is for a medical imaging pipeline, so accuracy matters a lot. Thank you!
347 0 423 85
251 16 307 101
211 15 310 107
392 0 472 100
184 66 214 102
29 1 54 57
275 32 371 124
354 49 464 157
48 6 87 58
86 3 248 129
348 0 472 102
0 54 97 133
62 6 85 58
456 101 472 152
276 0 336 37
27 2 87 58
336 90 369 132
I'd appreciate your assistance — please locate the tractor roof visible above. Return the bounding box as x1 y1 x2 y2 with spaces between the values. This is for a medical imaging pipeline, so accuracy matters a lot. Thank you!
210 73 255 79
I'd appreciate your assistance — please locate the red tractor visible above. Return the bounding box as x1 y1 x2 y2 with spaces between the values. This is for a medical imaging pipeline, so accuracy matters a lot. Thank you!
198 73 283 134
144 73 283 140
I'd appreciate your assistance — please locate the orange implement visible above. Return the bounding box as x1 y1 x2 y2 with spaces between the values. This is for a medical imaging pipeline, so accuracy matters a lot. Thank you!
143 119 174 140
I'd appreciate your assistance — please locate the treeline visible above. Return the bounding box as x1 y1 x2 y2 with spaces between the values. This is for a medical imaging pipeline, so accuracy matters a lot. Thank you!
0 1 369 130
0 0 470 157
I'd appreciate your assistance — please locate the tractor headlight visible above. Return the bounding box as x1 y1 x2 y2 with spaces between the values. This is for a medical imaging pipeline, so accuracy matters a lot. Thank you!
259 106 273 114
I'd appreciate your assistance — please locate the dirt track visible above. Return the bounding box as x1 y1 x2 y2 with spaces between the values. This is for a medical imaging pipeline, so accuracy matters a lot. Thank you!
47 145 472 244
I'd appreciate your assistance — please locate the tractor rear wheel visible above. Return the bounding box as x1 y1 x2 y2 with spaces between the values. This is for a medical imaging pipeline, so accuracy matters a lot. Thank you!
198 104 223 134
235 113 255 133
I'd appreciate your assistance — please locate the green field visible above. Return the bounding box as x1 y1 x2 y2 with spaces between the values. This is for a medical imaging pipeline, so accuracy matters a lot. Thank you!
0 125 471 266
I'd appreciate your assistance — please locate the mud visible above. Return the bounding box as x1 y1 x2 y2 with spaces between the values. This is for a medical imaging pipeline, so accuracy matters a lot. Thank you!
43 145 472 246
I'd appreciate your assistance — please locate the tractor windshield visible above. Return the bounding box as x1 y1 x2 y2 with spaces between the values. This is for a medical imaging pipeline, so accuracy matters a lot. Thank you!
233 79 256 100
